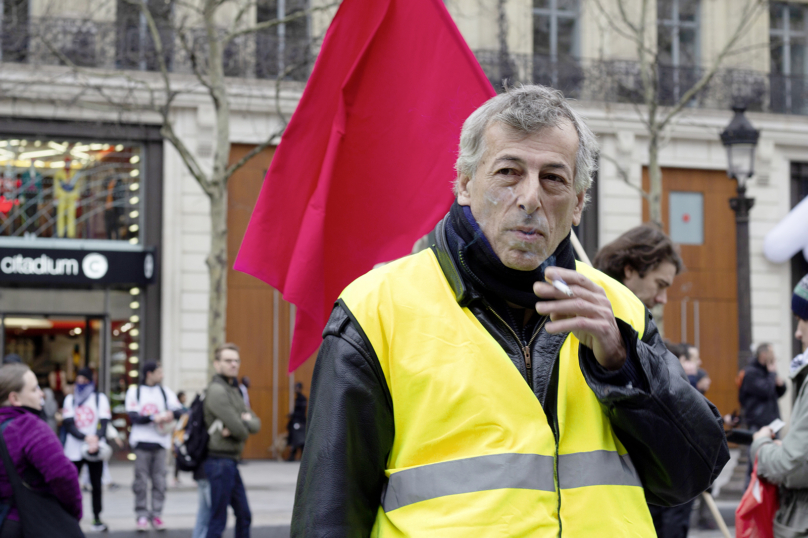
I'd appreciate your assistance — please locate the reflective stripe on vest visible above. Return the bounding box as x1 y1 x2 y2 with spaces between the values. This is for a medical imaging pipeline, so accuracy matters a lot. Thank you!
382 449 641 512
340 250 655 536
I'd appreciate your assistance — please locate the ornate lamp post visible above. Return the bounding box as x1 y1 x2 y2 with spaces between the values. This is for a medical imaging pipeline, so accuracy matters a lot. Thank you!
720 106 760 373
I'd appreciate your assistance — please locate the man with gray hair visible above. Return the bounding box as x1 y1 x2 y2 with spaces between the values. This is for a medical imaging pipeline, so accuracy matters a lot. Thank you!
291 85 728 537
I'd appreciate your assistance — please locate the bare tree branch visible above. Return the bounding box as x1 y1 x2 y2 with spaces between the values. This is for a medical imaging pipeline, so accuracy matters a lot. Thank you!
599 152 651 201
224 126 285 179
127 0 213 193
224 3 340 44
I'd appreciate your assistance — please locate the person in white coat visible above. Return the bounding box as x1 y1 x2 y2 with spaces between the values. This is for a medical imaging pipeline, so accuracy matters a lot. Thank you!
62 367 111 532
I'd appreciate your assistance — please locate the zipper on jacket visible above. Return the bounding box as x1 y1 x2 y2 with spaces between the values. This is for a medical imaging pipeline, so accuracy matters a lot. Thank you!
486 306 546 391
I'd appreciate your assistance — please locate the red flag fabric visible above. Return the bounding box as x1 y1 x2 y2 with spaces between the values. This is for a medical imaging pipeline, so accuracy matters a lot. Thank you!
234 0 495 371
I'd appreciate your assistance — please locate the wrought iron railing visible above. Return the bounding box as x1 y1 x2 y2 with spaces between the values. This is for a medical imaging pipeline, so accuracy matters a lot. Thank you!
0 17 313 82
2 19 808 116
474 50 808 116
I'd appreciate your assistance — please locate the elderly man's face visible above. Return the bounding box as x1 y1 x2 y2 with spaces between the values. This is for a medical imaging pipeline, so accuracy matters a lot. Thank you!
457 121 584 271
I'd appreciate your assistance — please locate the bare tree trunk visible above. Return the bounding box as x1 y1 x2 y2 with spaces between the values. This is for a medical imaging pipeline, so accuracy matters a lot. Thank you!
206 189 228 374
496 0 514 85
647 130 663 227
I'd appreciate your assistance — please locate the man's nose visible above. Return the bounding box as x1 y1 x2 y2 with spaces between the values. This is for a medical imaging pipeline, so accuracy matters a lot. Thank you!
655 289 668 306
517 177 541 214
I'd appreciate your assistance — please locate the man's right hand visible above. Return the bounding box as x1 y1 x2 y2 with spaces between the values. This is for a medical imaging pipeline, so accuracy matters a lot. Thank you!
241 412 252 421
222 427 231 438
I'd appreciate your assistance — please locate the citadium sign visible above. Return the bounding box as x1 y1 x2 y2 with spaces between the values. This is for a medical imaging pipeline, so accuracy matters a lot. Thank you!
0 252 110 280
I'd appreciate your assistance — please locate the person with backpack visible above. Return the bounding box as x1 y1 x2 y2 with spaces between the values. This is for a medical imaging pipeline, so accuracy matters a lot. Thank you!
174 390 212 538
125 361 183 532
203 343 261 538
62 367 111 532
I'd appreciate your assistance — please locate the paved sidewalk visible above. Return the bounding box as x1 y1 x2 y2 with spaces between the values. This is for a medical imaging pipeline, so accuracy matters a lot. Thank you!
82 460 299 536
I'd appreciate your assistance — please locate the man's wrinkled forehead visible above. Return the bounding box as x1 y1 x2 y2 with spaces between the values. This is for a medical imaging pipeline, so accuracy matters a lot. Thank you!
479 119 579 166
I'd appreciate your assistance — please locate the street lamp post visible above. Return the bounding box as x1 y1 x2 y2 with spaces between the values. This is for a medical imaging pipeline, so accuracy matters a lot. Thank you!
720 106 760 373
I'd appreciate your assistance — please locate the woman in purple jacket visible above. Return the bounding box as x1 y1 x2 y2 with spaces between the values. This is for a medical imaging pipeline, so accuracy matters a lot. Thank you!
0 363 83 537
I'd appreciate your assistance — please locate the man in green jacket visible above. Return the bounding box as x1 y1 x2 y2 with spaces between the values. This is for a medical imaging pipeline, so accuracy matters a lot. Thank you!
203 343 261 538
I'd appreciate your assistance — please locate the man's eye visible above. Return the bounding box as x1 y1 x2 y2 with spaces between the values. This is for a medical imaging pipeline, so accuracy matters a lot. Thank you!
497 168 515 175
544 174 565 182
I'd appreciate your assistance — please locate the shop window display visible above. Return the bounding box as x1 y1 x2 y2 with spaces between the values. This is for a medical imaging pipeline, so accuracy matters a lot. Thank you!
1 288 142 457
0 139 143 242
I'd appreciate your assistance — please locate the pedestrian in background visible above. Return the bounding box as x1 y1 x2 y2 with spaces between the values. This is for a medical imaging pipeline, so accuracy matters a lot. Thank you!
0 355 21 366
171 391 189 487
741 343 786 431
286 383 306 462
0 363 82 537
42 385 58 434
680 344 711 395
752 274 808 536
593 224 683 310
740 343 786 488
125 361 183 532
239 377 251 410
63 367 111 532
204 343 261 538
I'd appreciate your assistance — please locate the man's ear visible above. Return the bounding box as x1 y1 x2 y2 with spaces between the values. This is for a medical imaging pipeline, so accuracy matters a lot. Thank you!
456 175 473 206
571 189 586 226
624 265 638 281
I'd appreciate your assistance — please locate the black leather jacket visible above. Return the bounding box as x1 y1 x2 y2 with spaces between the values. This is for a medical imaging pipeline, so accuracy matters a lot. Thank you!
291 218 730 537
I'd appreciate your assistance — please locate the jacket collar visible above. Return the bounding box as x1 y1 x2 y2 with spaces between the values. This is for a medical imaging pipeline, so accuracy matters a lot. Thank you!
432 214 475 307
213 373 238 388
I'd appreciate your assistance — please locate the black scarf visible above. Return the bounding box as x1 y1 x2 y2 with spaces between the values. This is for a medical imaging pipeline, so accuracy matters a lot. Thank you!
445 201 576 309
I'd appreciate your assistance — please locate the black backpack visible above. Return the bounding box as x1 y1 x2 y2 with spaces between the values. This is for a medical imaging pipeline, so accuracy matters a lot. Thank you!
174 392 208 472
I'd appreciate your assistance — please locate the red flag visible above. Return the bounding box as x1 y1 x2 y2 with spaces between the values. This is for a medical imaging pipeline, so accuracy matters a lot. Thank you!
234 0 495 371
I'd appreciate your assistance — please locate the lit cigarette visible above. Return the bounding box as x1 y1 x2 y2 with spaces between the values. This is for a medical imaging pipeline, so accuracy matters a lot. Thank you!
551 278 574 297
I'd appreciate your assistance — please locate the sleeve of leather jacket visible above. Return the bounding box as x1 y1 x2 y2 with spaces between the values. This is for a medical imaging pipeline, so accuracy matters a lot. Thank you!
291 303 395 538
579 313 730 506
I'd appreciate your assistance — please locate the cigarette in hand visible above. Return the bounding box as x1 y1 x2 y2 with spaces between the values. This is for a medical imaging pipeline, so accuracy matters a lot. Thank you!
550 277 574 297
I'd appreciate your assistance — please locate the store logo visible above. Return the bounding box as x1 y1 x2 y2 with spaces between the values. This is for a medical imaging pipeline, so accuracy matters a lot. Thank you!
82 253 108 280
144 253 154 280
0 254 79 276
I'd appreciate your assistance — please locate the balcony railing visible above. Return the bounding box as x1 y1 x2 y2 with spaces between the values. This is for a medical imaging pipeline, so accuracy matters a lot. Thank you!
2 19 807 116
474 50 808 116
0 17 312 82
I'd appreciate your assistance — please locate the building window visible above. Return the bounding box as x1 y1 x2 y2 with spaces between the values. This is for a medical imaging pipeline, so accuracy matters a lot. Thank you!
770 3 808 113
116 0 175 72
657 0 700 104
532 0 580 91
0 138 144 242
256 0 310 81
1 0 29 63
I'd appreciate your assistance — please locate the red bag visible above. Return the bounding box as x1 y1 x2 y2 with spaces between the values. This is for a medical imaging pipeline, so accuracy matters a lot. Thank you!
736 457 780 538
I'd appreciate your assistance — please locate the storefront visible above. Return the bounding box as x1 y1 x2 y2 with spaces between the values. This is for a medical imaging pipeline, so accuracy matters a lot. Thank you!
0 117 162 440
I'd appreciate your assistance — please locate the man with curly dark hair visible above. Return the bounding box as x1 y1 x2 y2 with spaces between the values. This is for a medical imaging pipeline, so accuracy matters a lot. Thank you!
593 224 684 309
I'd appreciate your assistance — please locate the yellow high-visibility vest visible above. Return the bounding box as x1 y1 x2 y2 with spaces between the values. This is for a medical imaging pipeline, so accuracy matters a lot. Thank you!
340 248 655 537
